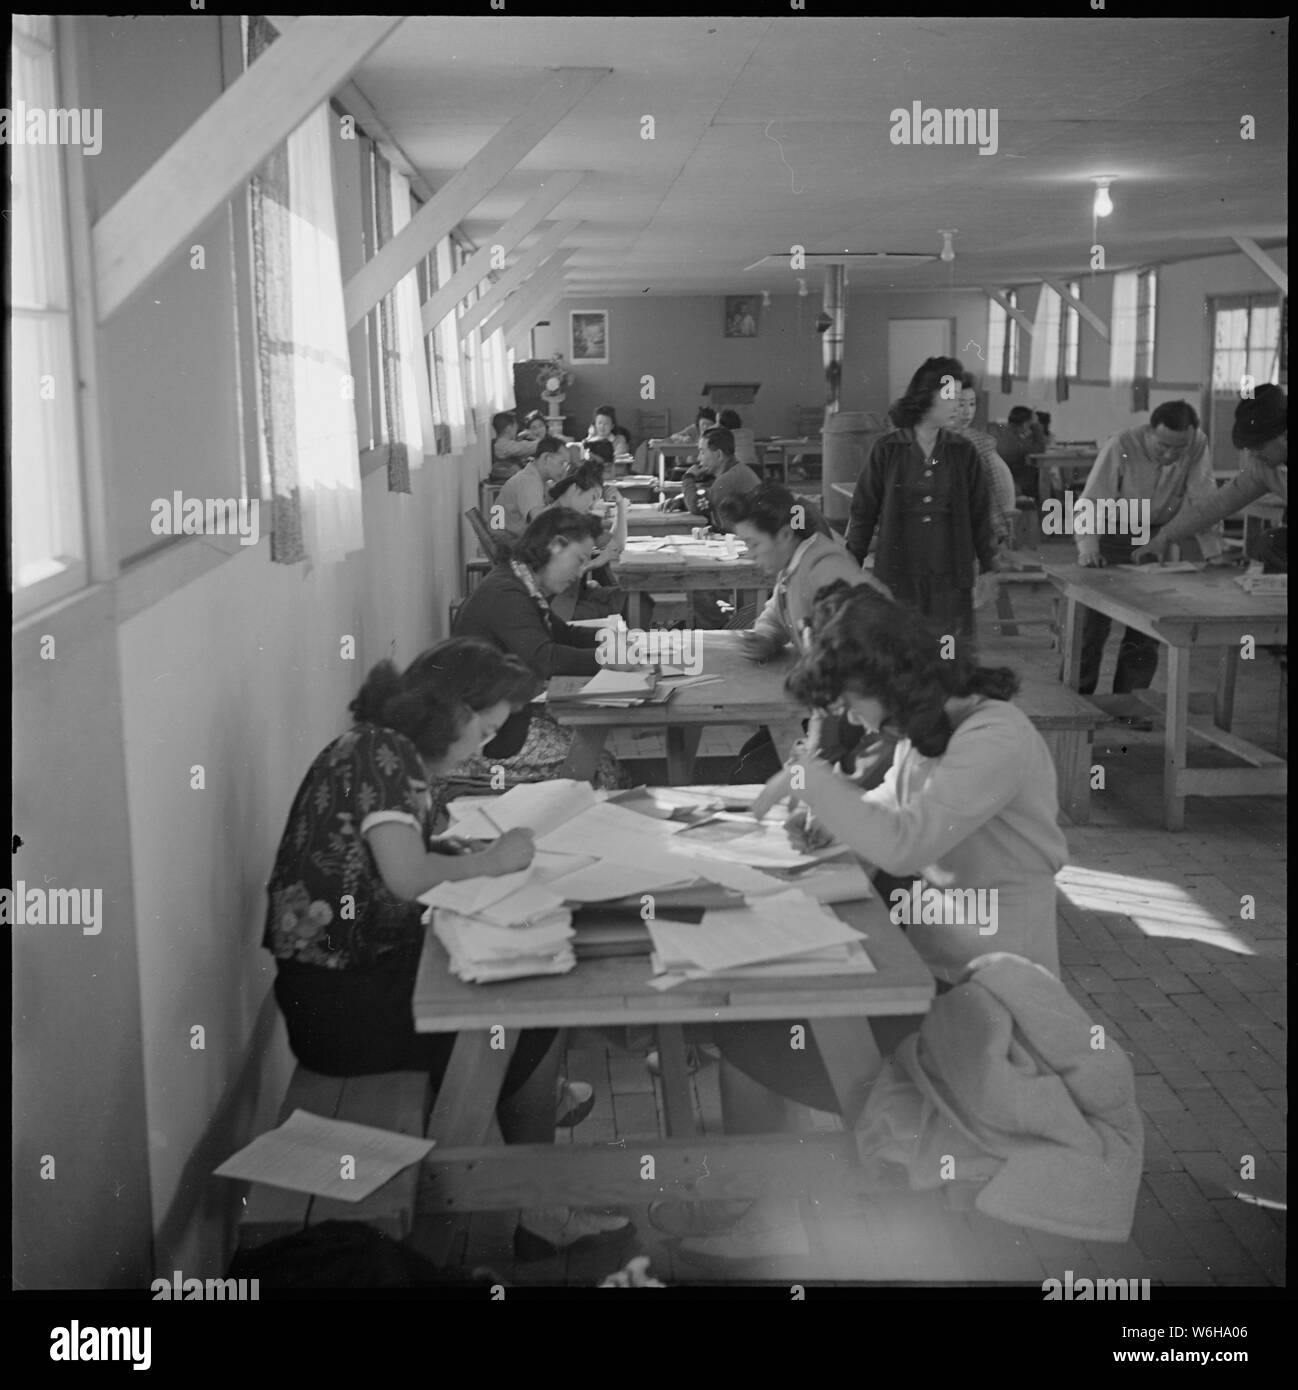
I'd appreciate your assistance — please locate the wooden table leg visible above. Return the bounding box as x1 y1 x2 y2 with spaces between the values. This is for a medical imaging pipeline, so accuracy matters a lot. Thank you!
1164 644 1192 831
420 1030 516 1266
562 726 609 781
655 1025 697 1137
808 1018 885 1131
665 725 704 784
1060 596 1085 690
1215 646 1240 732
996 583 1019 637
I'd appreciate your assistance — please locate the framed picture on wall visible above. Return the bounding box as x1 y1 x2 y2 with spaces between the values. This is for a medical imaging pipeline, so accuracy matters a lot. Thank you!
724 296 760 338
570 310 609 364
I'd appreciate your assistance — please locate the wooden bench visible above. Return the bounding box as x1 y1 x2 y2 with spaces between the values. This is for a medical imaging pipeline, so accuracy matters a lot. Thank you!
981 641 1104 824
238 1067 431 1250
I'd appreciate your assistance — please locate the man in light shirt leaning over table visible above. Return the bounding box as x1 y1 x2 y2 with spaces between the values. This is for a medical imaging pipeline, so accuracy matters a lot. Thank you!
1071 400 1225 727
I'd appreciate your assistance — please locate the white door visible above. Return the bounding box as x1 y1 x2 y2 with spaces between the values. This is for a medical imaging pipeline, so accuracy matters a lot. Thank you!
888 319 955 404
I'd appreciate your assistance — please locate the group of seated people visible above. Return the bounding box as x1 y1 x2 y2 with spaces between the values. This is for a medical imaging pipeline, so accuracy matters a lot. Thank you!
490 405 635 481
263 359 1286 1273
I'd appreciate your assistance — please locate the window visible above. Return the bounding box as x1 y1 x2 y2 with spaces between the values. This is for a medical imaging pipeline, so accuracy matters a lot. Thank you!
1061 279 1081 379
10 14 88 615
1211 295 1282 392
1136 269 1157 380
986 287 1021 383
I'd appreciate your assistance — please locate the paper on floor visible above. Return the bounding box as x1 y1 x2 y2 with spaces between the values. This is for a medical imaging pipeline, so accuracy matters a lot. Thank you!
214 1109 434 1201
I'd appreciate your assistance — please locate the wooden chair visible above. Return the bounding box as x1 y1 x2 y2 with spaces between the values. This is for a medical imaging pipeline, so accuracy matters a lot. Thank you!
466 506 509 565
637 408 671 438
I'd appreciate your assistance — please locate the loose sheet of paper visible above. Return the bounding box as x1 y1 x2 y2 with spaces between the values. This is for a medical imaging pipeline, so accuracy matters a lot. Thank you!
536 801 689 856
477 779 597 835
214 1109 434 1201
543 857 697 903
646 889 863 972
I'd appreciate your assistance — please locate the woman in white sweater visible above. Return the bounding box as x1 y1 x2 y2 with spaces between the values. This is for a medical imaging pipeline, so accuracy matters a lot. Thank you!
674 581 1068 1270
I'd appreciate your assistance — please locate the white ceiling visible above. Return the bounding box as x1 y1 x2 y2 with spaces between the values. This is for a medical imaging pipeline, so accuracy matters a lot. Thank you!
352 15 1289 297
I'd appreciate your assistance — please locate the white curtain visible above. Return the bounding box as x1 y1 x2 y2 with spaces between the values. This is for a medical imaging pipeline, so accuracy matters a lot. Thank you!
489 322 512 411
1027 283 1061 398
1108 270 1140 407
389 170 432 464
287 104 364 563
435 238 470 452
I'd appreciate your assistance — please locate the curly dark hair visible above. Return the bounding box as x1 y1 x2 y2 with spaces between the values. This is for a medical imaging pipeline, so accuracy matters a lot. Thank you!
549 460 604 504
348 638 537 762
508 507 603 571
889 355 965 429
787 581 1020 757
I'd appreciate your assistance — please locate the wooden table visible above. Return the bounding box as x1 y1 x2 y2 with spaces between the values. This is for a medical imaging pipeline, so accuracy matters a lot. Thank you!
763 436 824 485
626 504 707 535
1052 564 1288 830
1030 449 1095 502
412 892 935 1233
552 629 802 783
615 539 769 629
646 438 701 489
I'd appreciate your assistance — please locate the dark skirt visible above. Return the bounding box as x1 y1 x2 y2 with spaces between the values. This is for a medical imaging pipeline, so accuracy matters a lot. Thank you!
273 944 555 1093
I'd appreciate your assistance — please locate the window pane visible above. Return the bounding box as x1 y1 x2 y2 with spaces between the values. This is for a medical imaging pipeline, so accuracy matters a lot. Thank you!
10 312 84 587
1215 308 1247 352
9 32 70 312
987 299 1006 375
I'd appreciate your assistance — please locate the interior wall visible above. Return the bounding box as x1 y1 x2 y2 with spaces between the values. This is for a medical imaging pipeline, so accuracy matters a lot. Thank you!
12 588 154 1290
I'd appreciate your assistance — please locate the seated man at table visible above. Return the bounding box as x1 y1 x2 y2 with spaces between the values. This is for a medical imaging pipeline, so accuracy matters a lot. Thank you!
683 427 762 532
718 484 891 782
992 406 1038 501
490 412 537 479
1136 384 1288 574
497 436 571 537
1073 400 1223 728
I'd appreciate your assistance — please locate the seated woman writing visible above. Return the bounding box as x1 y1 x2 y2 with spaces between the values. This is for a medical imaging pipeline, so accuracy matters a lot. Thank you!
264 636 630 1257
672 582 1068 1270
451 508 630 791
718 484 892 784
546 462 629 622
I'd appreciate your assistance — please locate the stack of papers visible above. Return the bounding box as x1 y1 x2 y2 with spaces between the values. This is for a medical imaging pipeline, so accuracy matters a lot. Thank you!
646 888 874 986
551 668 664 707
421 875 576 983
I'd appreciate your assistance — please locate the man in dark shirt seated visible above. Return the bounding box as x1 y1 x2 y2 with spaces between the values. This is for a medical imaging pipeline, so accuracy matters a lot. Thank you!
682 428 762 532
992 406 1039 501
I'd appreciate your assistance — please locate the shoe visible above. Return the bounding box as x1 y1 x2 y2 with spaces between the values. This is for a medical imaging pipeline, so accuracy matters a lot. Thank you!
648 1199 755 1237
514 1207 636 1261
555 1078 595 1129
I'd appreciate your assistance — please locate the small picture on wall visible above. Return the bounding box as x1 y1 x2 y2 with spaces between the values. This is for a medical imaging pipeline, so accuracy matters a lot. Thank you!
724 296 760 338
570 310 609 364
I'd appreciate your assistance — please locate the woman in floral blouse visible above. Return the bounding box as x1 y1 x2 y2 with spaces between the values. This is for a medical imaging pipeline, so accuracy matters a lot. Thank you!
265 637 633 1256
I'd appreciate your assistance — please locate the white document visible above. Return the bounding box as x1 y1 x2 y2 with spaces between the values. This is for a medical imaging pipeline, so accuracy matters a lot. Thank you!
567 614 627 631
1116 561 1201 573
476 779 597 835
647 890 862 973
536 801 689 856
575 669 657 697
544 857 696 904
214 1109 434 1202
657 847 787 896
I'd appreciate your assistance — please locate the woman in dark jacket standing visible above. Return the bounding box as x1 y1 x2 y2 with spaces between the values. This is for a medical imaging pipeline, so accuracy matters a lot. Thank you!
845 356 998 639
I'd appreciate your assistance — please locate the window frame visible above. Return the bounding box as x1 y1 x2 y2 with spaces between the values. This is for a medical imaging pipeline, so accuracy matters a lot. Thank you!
10 13 95 621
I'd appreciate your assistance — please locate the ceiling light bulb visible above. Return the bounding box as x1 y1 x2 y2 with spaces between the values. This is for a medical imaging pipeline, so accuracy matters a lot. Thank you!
1092 178 1114 218
938 229 957 263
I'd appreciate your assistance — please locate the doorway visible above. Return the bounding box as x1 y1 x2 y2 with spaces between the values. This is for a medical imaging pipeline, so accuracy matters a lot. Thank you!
888 319 956 406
